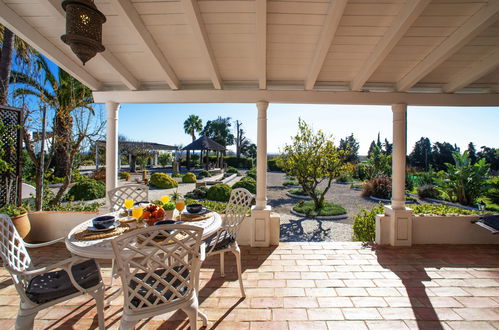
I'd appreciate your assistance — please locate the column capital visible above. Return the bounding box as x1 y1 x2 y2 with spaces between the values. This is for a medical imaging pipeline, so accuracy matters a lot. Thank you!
391 103 407 112
256 100 269 111
105 101 120 113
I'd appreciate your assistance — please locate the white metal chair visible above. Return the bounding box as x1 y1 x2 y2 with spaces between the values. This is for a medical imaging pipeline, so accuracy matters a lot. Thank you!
108 184 149 212
111 224 207 330
204 188 253 297
0 214 106 330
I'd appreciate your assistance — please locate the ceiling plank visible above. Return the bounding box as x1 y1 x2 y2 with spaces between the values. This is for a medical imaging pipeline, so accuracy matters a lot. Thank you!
181 0 222 90
110 0 180 90
256 0 267 90
0 1 102 90
93 89 499 107
38 0 140 90
397 1 499 92
350 0 431 92
444 49 499 93
304 0 348 91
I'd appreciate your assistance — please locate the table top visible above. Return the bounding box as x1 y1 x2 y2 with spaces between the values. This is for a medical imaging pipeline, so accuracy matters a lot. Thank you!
65 210 222 259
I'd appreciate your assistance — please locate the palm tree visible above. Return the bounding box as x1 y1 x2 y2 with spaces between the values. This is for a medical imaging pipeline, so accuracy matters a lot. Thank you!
183 115 202 142
0 24 33 105
11 53 94 178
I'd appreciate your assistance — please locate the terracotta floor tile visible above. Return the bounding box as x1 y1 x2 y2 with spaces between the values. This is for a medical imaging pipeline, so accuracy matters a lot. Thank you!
351 297 387 308
445 321 496 330
414 307 463 321
366 288 401 297
430 287 473 297
250 297 283 309
274 272 301 280
326 320 368 330
317 297 353 308
454 297 498 308
307 308 344 320
384 297 424 308
272 309 308 321
336 288 368 297
377 307 417 320
288 320 328 330
342 308 382 320
283 297 318 308
365 320 410 330
250 321 289 329
305 288 337 297
452 308 499 321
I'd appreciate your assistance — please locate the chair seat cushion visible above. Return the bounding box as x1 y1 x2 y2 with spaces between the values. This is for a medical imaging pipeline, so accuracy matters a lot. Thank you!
25 260 100 304
129 267 190 308
204 233 236 253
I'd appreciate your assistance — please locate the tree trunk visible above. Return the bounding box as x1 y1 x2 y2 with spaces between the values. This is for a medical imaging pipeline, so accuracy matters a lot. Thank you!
53 111 73 177
130 155 137 172
0 28 14 105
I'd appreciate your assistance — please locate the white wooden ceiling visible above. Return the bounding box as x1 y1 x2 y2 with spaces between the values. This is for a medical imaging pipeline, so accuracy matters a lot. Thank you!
2 0 499 104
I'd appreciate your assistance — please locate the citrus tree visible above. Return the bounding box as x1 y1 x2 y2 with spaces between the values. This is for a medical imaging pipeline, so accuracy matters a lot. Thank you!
280 119 348 211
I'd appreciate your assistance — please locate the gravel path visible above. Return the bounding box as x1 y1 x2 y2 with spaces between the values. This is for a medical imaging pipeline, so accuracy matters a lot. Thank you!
267 172 378 242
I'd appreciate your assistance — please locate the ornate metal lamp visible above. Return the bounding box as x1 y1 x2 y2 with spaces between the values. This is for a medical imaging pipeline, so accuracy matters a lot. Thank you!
61 0 106 65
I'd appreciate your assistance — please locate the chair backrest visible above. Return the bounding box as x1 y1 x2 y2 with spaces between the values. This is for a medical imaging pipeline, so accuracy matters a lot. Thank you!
0 214 32 274
111 224 203 314
107 184 149 212
223 188 253 238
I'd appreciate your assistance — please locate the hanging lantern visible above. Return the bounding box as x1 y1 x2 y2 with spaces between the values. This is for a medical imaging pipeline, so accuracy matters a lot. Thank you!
61 0 106 65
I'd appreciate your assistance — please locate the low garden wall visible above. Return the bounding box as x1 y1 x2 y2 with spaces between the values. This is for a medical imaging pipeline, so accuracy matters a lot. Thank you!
376 214 499 245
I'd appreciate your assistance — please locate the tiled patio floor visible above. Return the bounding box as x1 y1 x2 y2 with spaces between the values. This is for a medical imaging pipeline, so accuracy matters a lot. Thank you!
1 242 498 329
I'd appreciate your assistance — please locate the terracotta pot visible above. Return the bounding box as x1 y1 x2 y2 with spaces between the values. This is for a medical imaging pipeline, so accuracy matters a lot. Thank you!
164 209 175 220
12 213 31 239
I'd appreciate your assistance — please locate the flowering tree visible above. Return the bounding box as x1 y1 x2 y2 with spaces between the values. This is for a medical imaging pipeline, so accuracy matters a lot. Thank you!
280 119 348 211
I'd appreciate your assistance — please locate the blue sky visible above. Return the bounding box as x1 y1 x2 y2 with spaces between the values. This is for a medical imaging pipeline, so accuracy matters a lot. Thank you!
118 103 499 155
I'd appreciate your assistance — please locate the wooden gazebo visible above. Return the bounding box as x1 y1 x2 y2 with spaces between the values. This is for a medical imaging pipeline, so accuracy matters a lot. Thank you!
182 136 226 170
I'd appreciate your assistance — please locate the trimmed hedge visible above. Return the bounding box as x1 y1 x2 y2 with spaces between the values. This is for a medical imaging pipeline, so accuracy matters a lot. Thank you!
182 172 197 183
232 176 256 194
207 183 232 202
268 158 283 172
150 173 178 189
67 179 105 201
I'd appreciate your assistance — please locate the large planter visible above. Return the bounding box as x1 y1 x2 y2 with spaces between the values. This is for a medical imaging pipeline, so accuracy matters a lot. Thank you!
27 211 98 243
12 213 31 239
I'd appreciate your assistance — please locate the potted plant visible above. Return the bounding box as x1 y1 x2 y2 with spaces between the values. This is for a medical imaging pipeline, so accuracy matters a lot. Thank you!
161 202 176 220
0 204 30 238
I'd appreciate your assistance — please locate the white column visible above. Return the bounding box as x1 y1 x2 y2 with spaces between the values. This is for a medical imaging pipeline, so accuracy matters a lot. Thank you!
391 103 407 209
106 102 119 198
255 100 269 209
381 103 413 246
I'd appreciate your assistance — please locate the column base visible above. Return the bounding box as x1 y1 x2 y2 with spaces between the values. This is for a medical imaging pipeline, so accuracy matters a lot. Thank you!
384 205 413 246
250 206 272 247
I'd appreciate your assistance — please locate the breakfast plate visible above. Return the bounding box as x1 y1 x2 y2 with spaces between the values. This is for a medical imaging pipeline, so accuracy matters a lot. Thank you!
87 221 120 232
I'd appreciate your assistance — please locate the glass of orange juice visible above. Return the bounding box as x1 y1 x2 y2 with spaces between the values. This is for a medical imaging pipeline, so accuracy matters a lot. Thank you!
132 207 144 226
160 195 170 204
175 198 185 221
124 199 134 217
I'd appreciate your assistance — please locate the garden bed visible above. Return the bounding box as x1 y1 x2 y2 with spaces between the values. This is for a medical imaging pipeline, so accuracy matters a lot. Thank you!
291 201 347 220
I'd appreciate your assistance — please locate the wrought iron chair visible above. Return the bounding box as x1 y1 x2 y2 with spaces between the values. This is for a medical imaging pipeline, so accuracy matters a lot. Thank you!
111 224 208 330
204 188 253 297
107 184 149 212
0 214 106 330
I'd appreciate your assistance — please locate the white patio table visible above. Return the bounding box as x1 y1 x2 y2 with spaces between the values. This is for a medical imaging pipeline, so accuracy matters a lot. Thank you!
65 210 222 259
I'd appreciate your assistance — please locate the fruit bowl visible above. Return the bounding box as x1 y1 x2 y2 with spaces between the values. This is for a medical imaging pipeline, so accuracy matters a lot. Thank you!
142 204 166 226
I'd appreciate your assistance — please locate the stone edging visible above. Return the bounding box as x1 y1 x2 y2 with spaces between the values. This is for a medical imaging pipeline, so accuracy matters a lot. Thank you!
286 192 311 200
290 209 348 220
369 196 416 204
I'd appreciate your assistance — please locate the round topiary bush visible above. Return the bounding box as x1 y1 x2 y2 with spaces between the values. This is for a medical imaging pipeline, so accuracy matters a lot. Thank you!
182 172 197 183
150 173 178 189
207 183 232 202
67 179 106 201
232 176 256 194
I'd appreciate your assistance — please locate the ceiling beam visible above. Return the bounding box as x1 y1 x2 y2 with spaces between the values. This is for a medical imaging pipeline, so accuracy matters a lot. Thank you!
0 1 102 90
256 0 267 90
304 0 348 91
397 1 499 92
110 0 180 90
350 0 431 91
39 0 140 90
181 0 222 90
443 50 499 93
93 89 499 106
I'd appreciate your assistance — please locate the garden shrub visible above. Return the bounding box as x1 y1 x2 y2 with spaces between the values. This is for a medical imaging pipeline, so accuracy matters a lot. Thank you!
207 183 232 202
283 180 299 186
417 184 440 199
232 176 256 194
411 203 477 215
406 175 416 192
119 171 131 181
171 172 181 178
353 203 384 242
182 172 197 183
81 159 95 166
417 170 436 186
67 179 106 201
336 172 353 183
292 200 346 217
246 168 256 180
289 188 321 196
361 176 392 199
185 186 208 199
486 176 499 204
150 173 178 189
353 162 369 181
185 198 227 213
268 158 283 172
226 167 241 176
196 170 211 179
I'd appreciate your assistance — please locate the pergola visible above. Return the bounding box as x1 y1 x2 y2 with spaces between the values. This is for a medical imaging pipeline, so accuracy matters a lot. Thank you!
182 136 226 170
2 0 499 247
